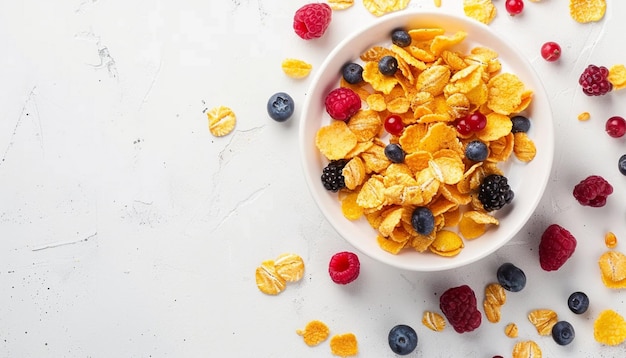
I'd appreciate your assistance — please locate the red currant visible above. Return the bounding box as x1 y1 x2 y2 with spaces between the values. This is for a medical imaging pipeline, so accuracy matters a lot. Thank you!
455 118 472 136
465 112 487 131
384 114 404 135
606 116 626 138
505 0 524 16
541 42 561 62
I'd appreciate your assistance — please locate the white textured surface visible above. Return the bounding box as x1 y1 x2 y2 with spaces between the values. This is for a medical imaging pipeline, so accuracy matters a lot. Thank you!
0 0 625 357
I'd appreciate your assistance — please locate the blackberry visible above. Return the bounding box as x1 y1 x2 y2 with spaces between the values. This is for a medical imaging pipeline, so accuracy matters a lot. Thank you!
321 159 348 192
478 174 514 211
579 65 612 96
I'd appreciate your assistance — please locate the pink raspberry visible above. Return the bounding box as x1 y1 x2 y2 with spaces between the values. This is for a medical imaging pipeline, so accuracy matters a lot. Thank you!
328 251 360 284
539 224 577 271
293 3 332 40
439 285 482 333
324 87 361 121
573 175 613 207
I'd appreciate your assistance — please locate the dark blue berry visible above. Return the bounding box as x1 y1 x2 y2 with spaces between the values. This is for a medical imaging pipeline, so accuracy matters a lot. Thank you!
552 321 575 346
384 143 405 163
411 207 434 235
568 291 589 314
465 140 489 161
342 63 364 84
391 29 411 47
267 92 294 122
378 56 398 76
496 262 526 292
618 154 626 176
388 324 418 355
511 115 531 133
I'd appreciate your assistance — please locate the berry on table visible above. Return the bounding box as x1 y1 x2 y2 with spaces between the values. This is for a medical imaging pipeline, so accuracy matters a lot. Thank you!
619 154 626 176
539 224 577 271
388 324 418 355
511 115 531 133
324 87 362 121
496 262 527 292
384 114 404 135
384 143 405 163
541 42 561 62
321 159 348 192
505 0 524 16
378 55 398 76
411 207 435 235
293 3 332 40
267 92 295 122
552 321 575 346
439 285 482 333
391 29 412 47
465 140 489 162
573 175 613 207
328 251 360 284
605 116 626 138
477 174 514 211
342 63 364 84
579 65 613 96
568 291 590 314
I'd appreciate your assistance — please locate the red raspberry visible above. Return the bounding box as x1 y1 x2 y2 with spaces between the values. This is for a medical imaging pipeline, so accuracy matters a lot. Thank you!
539 224 577 271
573 175 613 207
439 285 482 333
579 65 613 96
324 87 362 121
293 3 332 40
328 251 360 284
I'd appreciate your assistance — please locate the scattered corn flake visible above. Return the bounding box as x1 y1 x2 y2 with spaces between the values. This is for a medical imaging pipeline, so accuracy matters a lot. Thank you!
274 253 305 282
483 299 502 323
297 320 330 346
329 332 358 357
569 0 606 24
513 132 537 162
327 0 355 10
512 340 542 358
605 231 618 249
207 105 236 137
463 0 497 25
594 309 626 346
608 64 626 90
434 0 442 7
363 0 410 17
485 282 506 306
505 323 519 338
315 121 358 160
528 309 558 336
577 111 591 121
281 58 312 79
422 311 446 331
255 260 287 295
598 250 626 288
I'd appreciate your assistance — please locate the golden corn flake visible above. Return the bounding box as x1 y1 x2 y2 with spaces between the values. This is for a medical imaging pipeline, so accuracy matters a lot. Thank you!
488 133 514 162
366 93 387 111
328 0 355 10
505 323 519 338
594 309 626 346
316 121 358 160
343 157 367 190
608 64 626 90
255 260 287 295
417 65 451 96
347 109 382 142
430 229 464 256
458 210 498 239
569 0 606 23
512 340 542 358
378 234 407 254
329 333 358 357
274 253 305 282
341 192 364 220
281 58 312 79
483 299 501 323
463 0 497 25
485 282 506 306
363 0 410 16
297 320 330 346
431 31 467 57
605 231 618 249
598 250 626 288
363 61 398 94
422 311 446 331
207 105 236 137
528 309 558 336
487 73 530 116
577 111 591 121
513 132 537 162
477 112 513 142
357 176 386 209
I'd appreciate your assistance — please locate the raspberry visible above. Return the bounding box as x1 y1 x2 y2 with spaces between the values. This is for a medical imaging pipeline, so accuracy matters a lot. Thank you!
293 3 332 40
539 224 577 271
328 251 360 284
324 87 362 121
439 285 482 333
572 175 613 207
579 65 613 96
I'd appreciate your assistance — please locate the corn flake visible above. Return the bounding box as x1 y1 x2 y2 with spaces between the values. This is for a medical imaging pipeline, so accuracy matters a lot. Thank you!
316 121 358 160
487 73 529 115
463 0 497 25
255 260 287 295
430 229 464 256
594 309 626 346
608 64 626 90
505 323 519 338
605 231 618 249
281 58 312 79
328 0 354 10
329 333 358 357
422 311 446 331
207 105 236 137
599 250 626 288
513 132 537 162
363 0 410 16
569 0 606 23
274 253 305 282
297 320 330 346
528 309 558 336
512 340 542 358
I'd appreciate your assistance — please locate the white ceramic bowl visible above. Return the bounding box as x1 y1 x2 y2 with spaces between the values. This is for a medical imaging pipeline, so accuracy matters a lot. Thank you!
299 11 554 271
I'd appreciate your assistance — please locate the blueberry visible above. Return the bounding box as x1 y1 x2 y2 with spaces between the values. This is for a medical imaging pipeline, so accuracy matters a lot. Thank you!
378 56 398 76
267 92 295 122
552 321 575 346
384 143 405 163
388 324 418 355
342 63 364 84
511 115 531 133
391 29 411 47
496 262 526 292
411 207 434 235
465 140 489 161
618 154 626 176
568 291 589 314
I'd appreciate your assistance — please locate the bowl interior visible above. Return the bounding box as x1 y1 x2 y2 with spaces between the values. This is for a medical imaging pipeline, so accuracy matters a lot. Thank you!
299 11 554 271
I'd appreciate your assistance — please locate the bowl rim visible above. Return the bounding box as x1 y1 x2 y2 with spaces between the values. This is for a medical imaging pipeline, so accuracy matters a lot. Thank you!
299 10 555 271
